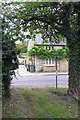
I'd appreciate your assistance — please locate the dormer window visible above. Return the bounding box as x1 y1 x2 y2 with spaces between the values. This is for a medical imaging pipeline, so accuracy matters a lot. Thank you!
46 46 54 50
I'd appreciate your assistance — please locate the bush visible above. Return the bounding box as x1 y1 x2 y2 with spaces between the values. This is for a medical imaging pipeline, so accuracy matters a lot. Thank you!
39 67 44 72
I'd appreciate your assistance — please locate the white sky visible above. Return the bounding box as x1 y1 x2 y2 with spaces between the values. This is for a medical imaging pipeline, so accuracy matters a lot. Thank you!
15 34 43 44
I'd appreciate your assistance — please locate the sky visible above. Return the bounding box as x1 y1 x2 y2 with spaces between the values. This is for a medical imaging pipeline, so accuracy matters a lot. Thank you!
16 33 43 44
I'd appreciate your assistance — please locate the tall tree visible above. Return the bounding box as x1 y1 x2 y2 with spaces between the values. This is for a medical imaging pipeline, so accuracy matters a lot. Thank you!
2 17 19 97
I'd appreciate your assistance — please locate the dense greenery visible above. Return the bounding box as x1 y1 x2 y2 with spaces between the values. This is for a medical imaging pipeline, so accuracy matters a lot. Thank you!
2 17 19 97
2 38 19 97
28 46 69 59
16 42 27 53
2 2 80 96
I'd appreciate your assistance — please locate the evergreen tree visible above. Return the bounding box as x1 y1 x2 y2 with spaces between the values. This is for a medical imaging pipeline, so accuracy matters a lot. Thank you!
2 17 19 97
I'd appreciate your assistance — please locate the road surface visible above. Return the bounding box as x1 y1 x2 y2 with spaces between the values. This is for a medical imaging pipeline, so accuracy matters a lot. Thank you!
11 65 68 88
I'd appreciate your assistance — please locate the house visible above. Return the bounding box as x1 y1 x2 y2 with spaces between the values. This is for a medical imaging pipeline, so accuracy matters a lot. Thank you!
27 36 68 72
18 54 28 66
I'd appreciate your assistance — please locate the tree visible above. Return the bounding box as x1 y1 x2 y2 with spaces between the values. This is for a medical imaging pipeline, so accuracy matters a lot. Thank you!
2 17 19 97
2 2 80 96
16 42 27 53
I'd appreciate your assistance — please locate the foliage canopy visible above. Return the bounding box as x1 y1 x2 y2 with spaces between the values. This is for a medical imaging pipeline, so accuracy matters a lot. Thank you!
28 46 69 59
16 42 27 53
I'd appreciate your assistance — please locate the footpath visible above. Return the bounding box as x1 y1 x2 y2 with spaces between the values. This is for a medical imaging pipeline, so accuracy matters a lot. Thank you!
15 65 68 77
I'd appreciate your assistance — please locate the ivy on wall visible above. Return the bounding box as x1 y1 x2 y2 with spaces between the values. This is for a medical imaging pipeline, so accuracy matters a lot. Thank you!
28 46 69 59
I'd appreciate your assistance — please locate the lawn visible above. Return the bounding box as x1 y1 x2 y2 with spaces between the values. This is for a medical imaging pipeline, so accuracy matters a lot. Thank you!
2 87 78 118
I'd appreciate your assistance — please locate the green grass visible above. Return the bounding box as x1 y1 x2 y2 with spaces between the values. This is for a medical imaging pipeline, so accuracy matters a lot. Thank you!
3 87 78 118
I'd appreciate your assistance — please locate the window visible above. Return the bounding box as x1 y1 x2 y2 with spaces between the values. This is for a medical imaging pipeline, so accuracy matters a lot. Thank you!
45 58 55 66
46 46 54 50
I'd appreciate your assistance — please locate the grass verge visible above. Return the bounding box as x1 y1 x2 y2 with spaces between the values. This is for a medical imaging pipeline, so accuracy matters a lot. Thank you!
2 87 78 118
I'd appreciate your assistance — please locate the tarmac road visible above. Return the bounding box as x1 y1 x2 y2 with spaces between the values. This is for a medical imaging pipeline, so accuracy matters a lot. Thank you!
11 65 68 88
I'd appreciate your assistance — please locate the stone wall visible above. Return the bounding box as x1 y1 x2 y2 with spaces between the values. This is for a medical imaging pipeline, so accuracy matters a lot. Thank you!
59 59 68 72
35 55 68 72
35 56 45 72
54 46 62 49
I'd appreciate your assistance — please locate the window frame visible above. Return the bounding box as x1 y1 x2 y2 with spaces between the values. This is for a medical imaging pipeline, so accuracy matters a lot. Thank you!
46 46 54 50
45 58 55 66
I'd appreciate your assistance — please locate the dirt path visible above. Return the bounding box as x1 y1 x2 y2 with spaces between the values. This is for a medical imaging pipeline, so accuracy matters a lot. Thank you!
2 88 34 118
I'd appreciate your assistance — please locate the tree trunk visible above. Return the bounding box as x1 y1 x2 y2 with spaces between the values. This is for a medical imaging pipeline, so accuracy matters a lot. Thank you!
67 5 80 96
67 39 80 95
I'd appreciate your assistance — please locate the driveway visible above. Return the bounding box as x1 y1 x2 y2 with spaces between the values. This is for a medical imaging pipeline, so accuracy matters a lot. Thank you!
11 65 68 88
